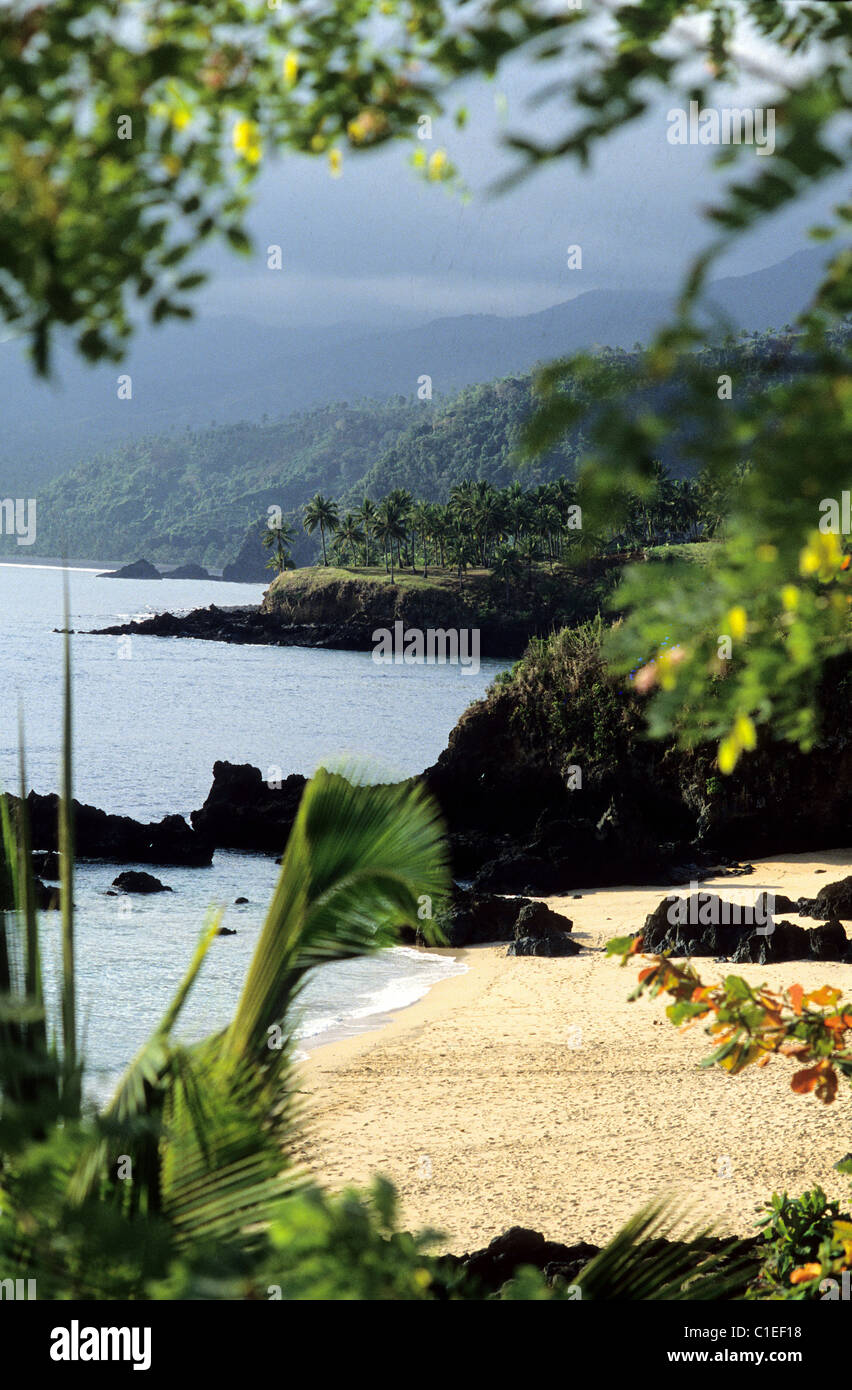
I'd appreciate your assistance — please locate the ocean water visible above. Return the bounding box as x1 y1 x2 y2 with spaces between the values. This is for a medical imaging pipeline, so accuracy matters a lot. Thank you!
0 561 505 1095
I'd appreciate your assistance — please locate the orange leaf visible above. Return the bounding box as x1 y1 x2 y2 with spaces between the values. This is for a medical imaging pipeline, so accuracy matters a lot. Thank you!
817 1065 839 1104
790 1263 822 1285
791 1064 822 1094
806 986 842 1007
789 984 804 1016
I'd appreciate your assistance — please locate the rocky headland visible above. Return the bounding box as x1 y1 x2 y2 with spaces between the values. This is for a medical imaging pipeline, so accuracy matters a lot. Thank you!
85 561 625 660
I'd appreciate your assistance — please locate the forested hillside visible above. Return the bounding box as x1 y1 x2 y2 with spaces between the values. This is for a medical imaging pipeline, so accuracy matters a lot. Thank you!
11 328 818 569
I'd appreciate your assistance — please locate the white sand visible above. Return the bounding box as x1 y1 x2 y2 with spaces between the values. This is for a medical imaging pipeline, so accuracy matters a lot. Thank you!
296 849 852 1252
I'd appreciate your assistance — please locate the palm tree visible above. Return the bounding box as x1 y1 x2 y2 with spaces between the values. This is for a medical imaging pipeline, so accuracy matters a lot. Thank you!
372 503 407 582
474 486 505 566
355 497 376 566
409 500 432 578
303 493 340 566
262 517 297 575
385 489 412 569
334 513 365 567
491 542 523 603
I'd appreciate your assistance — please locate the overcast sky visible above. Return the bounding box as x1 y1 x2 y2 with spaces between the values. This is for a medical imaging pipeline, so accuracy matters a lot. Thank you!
193 51 847 330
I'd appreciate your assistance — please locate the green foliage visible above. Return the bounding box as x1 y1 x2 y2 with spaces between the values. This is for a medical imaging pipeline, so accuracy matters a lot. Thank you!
0 646 453 1299
748 1189 845 1300
499 618 638 782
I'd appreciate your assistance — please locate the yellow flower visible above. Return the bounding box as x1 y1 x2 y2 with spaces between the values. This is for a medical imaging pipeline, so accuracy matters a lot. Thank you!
718 712 757 775
781 584 799 611
733 713 756 752
727 605 747 641
427 148 448 180
233 119 262 165
161 154 181 178
718 735 740 775
799 529 844 583
328 148 342 177
283 50 299 87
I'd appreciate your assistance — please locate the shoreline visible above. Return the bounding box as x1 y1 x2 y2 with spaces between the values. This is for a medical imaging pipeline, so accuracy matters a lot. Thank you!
297 948 469 1057
296 848 852 1254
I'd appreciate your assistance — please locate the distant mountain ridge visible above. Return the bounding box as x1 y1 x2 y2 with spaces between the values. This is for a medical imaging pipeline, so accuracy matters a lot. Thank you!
5 324 824 571
0 247 827 489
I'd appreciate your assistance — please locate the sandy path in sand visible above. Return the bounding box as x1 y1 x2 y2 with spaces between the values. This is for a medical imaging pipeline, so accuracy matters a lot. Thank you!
295 849 852 1252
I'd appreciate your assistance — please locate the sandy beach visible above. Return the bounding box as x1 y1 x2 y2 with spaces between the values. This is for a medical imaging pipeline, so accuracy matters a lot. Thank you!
296 849 852 1253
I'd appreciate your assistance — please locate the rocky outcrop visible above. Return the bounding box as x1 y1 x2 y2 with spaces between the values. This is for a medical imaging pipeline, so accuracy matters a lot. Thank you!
222 523 268 583
32 850 60 880
798 876 852 921
508 901 580 956
425 643 852 895
35 878 60 910
165 563 211 580
639 892 849 963
8 792 212 867
398 885 577 952
439 1227 600 1294
730 918 848 965
190 761 306 855
111 870 172 894
97 558 162 579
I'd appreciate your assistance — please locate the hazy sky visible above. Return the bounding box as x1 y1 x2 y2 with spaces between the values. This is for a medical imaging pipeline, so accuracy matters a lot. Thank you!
194 55 847 330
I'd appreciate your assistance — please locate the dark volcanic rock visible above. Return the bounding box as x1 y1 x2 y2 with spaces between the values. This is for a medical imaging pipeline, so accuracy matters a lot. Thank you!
730 917 848 965
424 647 852 896
640 892 848 962
798 876 852 921
164 563 211 579
442 1228 600 1294
422 886 530 947
222 523 268 582
509 903 579 956
32 850 61 880
9 792 212 867
35 877 60 910
98 558 162 579
509 931 581 957
112 871 172 894
190 760 306 854
515 901 573 937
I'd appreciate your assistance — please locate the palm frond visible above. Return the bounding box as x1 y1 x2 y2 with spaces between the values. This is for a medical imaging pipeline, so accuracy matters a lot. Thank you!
222 765 449 1070
575 1202 758 1300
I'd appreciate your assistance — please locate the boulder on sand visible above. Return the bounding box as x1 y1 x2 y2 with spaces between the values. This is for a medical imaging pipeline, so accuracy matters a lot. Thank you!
507 901 580 957
639 891 849 962
439 1228 600 1294
798 876 852 922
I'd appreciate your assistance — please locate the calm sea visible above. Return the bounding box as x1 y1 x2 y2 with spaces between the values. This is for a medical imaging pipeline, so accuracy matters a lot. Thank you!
0 561 507 1096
